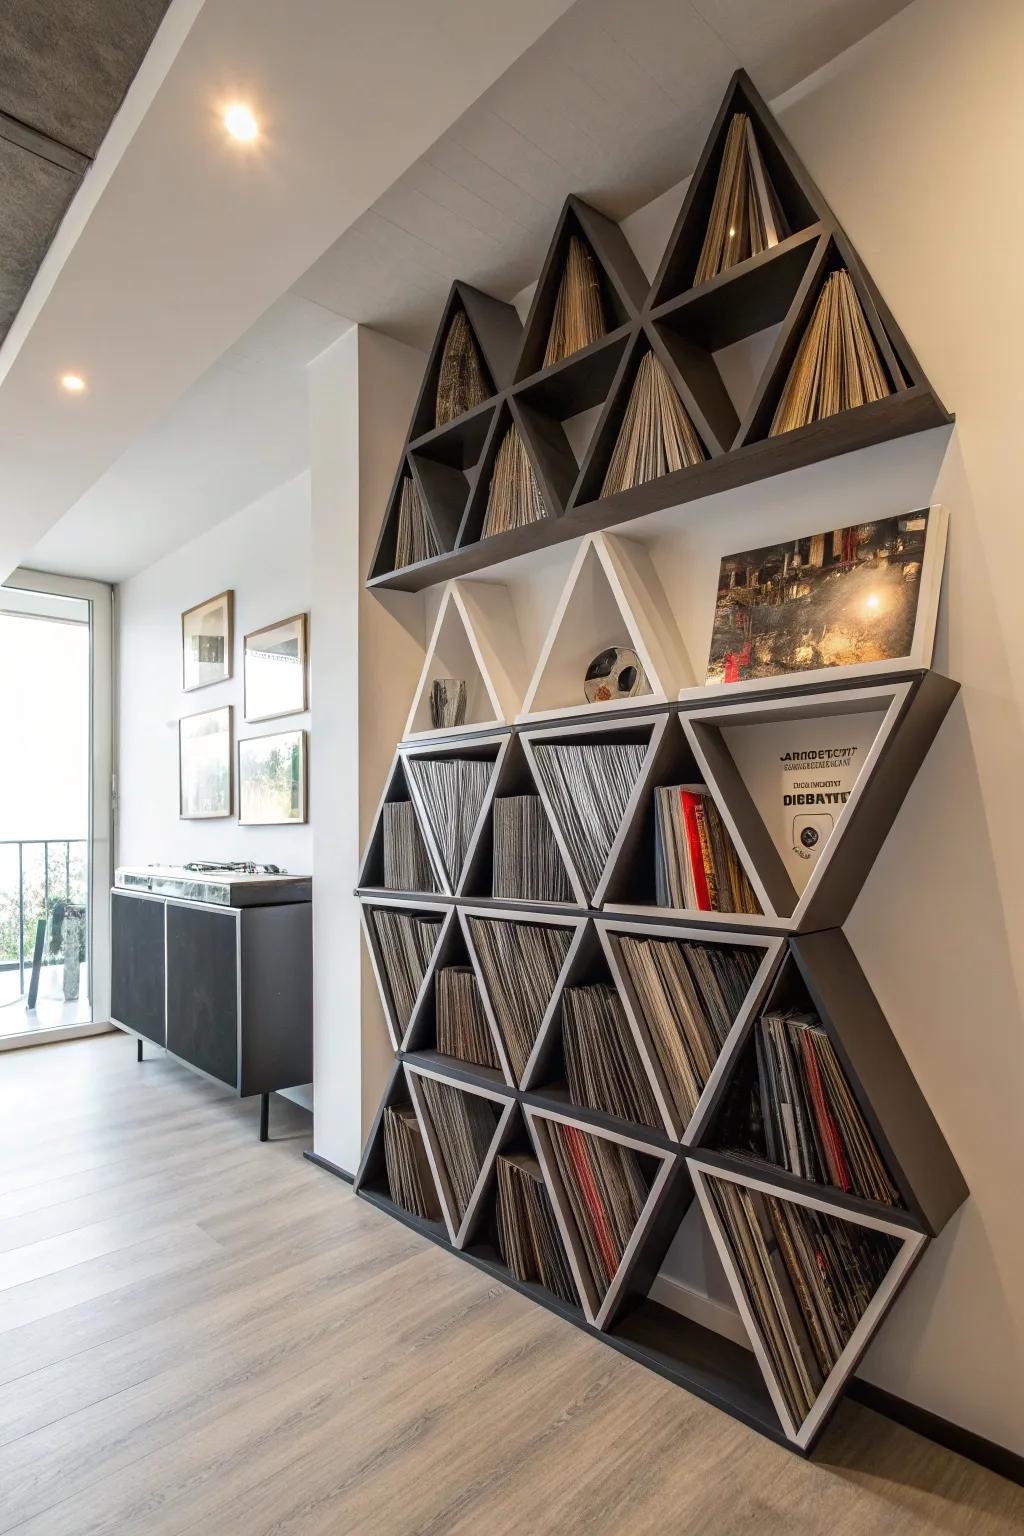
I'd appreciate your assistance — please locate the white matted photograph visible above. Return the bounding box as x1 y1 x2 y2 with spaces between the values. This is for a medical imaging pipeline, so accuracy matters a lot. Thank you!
243 612 308 721
181 589 234 691
178 705 232 818
238 728 307 825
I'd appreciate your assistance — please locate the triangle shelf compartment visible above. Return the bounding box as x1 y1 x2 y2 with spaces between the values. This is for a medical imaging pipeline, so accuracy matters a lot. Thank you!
514 195 648 384
457 398 572 555
402 733 510 897
459 905 589 1090
404 580 528 743
359 897 453 1053
595 917 784 1143
678 671 959 932
408 404 497 556
405 1058 516 1248
689 1156 926 1451
518 531 693 724
521 712 668 910
354 1060 449 1240
368 458 451 584
407 282 520 445
525 1104 683 1330
358 749 444 896
402 910 510 1086
458 733 579 910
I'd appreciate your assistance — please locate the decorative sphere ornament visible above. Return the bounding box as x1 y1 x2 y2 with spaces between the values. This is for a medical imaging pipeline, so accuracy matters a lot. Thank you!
584 646 648 703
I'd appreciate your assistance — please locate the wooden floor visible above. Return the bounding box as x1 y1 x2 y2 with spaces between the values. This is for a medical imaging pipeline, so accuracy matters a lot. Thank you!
0 1035 1020 1536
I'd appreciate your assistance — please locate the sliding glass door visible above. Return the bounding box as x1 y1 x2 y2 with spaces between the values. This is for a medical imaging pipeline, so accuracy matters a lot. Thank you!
0 571 112 1047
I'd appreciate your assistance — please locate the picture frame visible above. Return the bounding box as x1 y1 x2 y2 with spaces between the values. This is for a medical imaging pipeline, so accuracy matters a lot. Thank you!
179 705 232 819
238 729 308 825
181 589 234 692
689 505 949 700
243 612 308 722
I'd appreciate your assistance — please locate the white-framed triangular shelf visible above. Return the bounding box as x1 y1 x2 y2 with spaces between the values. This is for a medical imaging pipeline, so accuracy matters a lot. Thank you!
689 1157 925 1451
402 733 510 897
595 917 783 1143
519 531 693 723
405 1058 516 1248
525 1103 681 1330
358 749 443 895
404 580 528 743
459 905 588 1090
359 897 453 1054
521 713 668 910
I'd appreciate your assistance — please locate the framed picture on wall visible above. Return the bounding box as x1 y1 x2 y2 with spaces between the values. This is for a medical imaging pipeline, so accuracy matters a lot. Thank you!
179 705 232 818
699 505 948 696
238 729 307 825
243 613 308 722
182 589 234 691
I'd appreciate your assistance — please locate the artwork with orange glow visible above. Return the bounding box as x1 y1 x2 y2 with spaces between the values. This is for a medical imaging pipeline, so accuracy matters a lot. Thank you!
706 512 930 685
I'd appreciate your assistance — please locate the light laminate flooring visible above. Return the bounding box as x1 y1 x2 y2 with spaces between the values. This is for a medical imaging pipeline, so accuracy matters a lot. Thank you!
0 1033 1020 1535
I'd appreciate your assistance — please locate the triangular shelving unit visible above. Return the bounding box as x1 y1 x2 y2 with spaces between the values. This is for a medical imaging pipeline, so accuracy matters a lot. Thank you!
526 1104 681 1330
689 1157 925 1451
404 580 528 742
459 905 588 1090
402 733 509 896
358 750 443 896
359 897 452 1052
354 1060 449 1239
522 713 666 908
368 69 951 595
518 531 693 723
405 1058 516 1248
596 918 783 1143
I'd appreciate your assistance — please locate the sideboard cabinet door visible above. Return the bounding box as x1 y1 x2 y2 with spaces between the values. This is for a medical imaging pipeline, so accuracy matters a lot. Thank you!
166 903 239 1088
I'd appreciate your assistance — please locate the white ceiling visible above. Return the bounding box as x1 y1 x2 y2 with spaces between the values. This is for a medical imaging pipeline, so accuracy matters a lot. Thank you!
20 0 912 584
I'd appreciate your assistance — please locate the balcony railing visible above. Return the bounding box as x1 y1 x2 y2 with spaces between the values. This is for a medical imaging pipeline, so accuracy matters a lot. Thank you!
0 839 88 997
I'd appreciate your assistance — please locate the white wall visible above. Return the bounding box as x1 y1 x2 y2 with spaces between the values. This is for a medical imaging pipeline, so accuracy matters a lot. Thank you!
117 470 312 871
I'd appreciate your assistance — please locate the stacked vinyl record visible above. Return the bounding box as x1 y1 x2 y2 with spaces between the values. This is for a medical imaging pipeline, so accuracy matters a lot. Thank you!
394 476 440 568
543 234 606 368
707 1177 900 1426
382 800 437 893
383 1104 442 1220
614 934 759 1125
369 907 443 1033
531 739 648 900
654 784 760 914
496 1151 578 1304
770 269 894 435
481 425 548 539
547 1121 650 1305
434 965 499 1070
466 916 573 1081
491 795 573 904
601 351 704 497
417 1075 500 1226
405 755 493 889
435 309 492 427
561 982 660 1128
694 112 787 285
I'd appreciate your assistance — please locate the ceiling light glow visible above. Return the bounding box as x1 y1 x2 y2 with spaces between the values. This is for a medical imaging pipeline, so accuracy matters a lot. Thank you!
224 103 258 142
60 373 86 393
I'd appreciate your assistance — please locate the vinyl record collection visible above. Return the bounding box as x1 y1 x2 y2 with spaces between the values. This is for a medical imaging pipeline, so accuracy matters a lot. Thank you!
531 739 648 899
614 934 760 1125
547 1121 650 1303
752 1011 901 1205
706 1176 900 1426
491 795 574 904
394 476 440 568
466 916 573 1080
435 965 500 1070
405 754 493 888
481 425 548 539
435 309 492 427
561 982 660 1128
383 1104 442 1221
382 800 437 893
417 1074 501 1225
429 677 467 730
654 785 761 914
694 113 787 286
769 269 894 436
543 234 606 368
601 351 705 498
369 907 443 1032
495 1151 578 1304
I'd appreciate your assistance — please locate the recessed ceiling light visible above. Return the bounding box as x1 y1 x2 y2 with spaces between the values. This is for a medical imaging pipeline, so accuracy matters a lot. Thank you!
60 373 86 393
224 103 258 142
